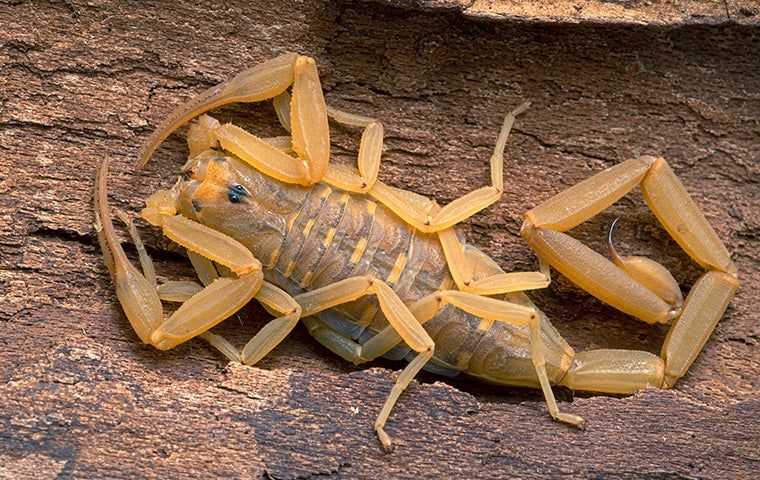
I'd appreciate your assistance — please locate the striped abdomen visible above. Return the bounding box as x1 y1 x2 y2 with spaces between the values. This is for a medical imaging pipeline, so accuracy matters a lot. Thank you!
184 153 572 386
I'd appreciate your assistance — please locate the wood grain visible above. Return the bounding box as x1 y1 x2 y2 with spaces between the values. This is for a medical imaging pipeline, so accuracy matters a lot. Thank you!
1 1 758 478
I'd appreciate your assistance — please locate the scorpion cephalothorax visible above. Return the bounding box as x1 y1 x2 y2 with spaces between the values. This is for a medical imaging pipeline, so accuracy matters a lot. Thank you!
95 53 739 451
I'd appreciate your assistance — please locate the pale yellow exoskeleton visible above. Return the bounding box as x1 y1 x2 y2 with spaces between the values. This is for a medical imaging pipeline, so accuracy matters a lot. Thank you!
522 156 739 389
96 53 738 452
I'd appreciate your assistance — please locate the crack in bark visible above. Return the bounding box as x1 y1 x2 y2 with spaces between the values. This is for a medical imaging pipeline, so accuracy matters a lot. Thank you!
514 127 617 164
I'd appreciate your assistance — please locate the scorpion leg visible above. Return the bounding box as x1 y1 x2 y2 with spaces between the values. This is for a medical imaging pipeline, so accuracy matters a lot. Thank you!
294 276 435 452
240 282 301 365
413 290 584 427
273 90 292 132
262 135 294 153
323 119 383 193
138 52 298 168
161 235 302 366
187 250 220 285
438 227 551 295
157 280 204 302
367 102 530 233
290 56 330 182
310 104 384 193
195 116 312 186
522 155 739 389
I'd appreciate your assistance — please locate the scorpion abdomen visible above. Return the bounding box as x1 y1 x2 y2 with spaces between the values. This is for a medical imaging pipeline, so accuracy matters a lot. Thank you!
182 152 574 387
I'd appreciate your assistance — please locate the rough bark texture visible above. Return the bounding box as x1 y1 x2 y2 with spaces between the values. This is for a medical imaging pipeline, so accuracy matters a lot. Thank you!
1 1 759 479
376 0 760 25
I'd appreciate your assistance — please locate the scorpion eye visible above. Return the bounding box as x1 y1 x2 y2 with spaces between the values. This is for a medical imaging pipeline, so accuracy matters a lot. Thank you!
227 183 250 203
230 184 249 196
228 184 249 203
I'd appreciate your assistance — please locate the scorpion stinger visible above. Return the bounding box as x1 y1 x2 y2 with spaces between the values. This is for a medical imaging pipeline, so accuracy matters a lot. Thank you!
522 156 739 390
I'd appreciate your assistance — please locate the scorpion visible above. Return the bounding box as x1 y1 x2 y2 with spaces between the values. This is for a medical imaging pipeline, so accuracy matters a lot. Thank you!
94 52 739 451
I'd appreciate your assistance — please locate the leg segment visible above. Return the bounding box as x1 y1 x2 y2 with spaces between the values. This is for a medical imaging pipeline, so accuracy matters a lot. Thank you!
273 90 292 132
157 280 203 302
368 102 530 233
293 276 435 451
187 250 219 286
241 282 302 365
321 105 383 193
323 122 383 193
438 226 551 295
412 290 584 427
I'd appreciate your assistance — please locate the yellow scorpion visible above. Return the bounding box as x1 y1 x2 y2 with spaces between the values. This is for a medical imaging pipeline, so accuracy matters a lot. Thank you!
94 53 739 451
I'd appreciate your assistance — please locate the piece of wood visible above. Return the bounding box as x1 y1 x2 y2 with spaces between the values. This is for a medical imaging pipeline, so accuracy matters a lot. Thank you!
1 1 758 479
376 0 760 26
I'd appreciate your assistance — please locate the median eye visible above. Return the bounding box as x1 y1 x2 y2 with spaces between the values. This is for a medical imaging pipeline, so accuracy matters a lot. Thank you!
230 184 249 196
228 184 248 203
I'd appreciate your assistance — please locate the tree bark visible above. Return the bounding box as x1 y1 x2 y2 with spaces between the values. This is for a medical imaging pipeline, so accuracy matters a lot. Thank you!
0 1 758 479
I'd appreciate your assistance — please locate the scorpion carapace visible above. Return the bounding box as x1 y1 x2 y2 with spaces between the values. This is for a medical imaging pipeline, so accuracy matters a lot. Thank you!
95 52 739 451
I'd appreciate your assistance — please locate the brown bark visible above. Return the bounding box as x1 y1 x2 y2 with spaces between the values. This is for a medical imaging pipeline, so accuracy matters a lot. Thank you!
376 0 760 25
1 1 758 479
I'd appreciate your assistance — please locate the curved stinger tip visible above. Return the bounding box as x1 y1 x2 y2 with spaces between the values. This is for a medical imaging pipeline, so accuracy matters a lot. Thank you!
607 217 623 264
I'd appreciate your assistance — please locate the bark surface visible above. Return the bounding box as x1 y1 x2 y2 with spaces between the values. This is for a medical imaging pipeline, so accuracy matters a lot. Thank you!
1 1 758 479
377 0 760 25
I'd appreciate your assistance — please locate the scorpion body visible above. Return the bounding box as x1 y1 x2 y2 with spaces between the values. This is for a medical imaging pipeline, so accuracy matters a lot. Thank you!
96 53 738 450
180 151 572 387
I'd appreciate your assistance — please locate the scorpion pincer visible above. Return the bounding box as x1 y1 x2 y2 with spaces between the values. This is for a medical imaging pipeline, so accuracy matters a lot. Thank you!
94 52 739 451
